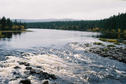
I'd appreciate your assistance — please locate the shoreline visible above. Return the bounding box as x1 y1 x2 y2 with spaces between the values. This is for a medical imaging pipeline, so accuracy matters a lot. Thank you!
0 29 32 33
88 42 126 64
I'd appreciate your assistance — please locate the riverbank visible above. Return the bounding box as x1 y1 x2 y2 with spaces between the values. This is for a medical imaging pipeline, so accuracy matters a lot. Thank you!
88 42 126 63
0 30 32 33
0 29 126 84
66 42 126 64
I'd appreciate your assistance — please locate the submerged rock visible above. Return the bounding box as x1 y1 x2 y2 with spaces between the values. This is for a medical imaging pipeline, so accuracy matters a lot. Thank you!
19 79 31 84
42 80 49 84
25 66 32 70
14 66 21 69
93 42 104 46
18 62 30 66
36 66 42 68
107 45 116 47
24 67 57 80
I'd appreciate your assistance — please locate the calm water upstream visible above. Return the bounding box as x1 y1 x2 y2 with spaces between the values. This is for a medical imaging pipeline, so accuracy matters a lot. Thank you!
0 29 126 84
0 29 100 49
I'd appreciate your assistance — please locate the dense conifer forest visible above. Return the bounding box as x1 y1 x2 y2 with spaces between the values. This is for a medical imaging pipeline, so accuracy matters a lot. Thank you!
26 13 126 33
0 17 26 31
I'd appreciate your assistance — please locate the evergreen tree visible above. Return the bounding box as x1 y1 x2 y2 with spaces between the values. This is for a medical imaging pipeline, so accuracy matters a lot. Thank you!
0 16 26 30
1 17 6 29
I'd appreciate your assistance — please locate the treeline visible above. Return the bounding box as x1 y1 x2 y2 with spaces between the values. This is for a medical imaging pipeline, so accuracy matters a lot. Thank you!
90 13 126 32
0 17 26 31
26 13 126 32
27 20 98 31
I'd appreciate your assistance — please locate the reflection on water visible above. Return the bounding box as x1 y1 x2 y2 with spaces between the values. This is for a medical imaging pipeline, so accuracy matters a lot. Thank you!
0 29 125 49
0 29 101 60
0 31 22 41
0 29 101 49
0 29 126 84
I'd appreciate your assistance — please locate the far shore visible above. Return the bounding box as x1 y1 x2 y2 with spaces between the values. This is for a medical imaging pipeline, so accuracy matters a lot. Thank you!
0 29 32 33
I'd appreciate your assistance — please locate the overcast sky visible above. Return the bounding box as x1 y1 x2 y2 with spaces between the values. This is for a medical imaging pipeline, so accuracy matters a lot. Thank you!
0 0 126 20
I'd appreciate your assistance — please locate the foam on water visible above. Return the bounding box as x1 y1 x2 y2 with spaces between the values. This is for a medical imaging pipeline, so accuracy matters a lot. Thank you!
0 42 126 84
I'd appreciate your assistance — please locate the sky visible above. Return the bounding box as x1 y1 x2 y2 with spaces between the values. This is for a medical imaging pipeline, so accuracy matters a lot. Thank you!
0 0 126 20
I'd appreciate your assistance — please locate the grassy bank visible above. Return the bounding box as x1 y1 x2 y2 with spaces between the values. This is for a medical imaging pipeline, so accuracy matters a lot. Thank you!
0 29 32 33
99 38 126 45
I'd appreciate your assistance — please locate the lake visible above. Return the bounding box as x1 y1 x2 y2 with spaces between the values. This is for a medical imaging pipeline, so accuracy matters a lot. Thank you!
0 29 126 84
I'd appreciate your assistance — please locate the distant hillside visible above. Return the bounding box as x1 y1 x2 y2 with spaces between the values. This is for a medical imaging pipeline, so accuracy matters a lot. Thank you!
12 19 78 23
26 13 126 32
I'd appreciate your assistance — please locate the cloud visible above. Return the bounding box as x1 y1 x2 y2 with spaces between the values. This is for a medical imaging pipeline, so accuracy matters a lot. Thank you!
0 0 125 19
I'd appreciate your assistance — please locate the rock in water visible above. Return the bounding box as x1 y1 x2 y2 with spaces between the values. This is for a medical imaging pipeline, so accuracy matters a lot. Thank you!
25 66 32 70
18 62 30 66
42 80 49 84
14 66 21 69
19 79 31 84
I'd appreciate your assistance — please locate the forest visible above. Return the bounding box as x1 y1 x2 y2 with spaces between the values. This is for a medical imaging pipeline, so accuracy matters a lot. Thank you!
26 13 126 33
0 17 26 31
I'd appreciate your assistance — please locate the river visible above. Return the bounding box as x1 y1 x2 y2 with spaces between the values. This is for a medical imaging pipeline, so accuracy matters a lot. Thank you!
0 29 126 84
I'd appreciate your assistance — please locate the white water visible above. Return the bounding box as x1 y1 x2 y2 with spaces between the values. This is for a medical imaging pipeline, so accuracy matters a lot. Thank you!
0 29 126 84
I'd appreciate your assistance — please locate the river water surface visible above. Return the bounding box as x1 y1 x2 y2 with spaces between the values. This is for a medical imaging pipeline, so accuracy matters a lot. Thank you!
0 29 126 84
